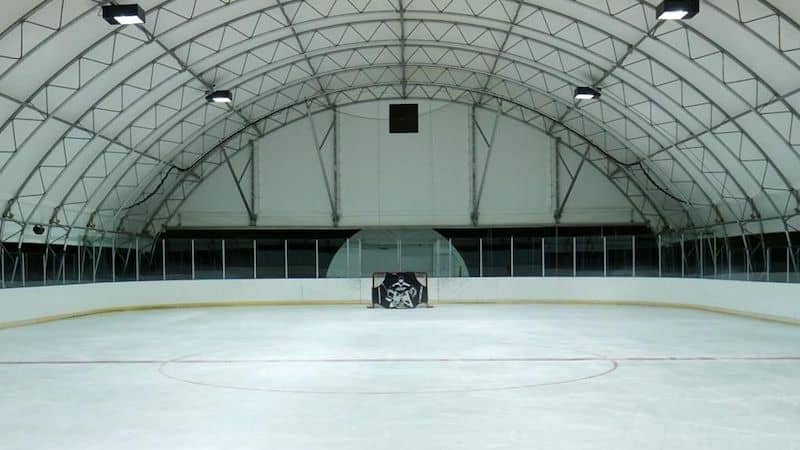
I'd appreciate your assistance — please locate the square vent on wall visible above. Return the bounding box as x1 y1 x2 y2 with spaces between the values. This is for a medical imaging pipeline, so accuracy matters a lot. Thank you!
389 104 419 133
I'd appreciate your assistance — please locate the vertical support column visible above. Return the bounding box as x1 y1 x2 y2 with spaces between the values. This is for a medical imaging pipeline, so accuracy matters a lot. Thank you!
479 238 483 277
161 239 166 281
1 245 5 289
553 138 560 222
77 243 82 283
358 239 362 278
332 107 340 226
632 235 636 277
253 239 257 279
43 252 47 286
222 240 226 280
603 236 607 277
92 246 97 282
62 248 66 285
315 239 320 279
250 140 257 226
284 239 289 279
510 236 514 277
469 105 477 226
21 253 26 287
657 235 663 277
135 238 140 281
191 239 196 280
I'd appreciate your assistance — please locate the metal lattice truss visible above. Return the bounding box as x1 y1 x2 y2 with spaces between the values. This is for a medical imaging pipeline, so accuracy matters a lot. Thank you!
1 0 800 243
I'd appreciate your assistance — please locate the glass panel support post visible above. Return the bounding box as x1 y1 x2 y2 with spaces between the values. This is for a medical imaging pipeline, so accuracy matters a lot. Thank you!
22 253 26 287
631 236 636 277
658 235 662 278
787 247 791 283
161 240 166 281
728 245 732 280
1 245 4 289
253 240 257 279
510 236 514 278
112 241 116 283
746 238 751 281
222 240 226 280
135 238 140 281
680 235 685 278
479 238 483 277
316 239 320 279
284 240 288 279
713 238 718 277
573 237 577 277
541 237 545 277
346 239 351 278
191 239 196 280
434 239 439 278
766 247 770 282
397 239 401 272
93 246 97 282
448 239 453 277
603 236 607 277
700 238 704 278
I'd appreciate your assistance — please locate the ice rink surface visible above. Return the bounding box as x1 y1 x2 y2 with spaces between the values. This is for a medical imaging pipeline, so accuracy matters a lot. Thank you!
1 304 799 450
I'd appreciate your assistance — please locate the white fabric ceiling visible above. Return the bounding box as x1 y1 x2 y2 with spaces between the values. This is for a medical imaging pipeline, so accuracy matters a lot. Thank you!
0 0 799 241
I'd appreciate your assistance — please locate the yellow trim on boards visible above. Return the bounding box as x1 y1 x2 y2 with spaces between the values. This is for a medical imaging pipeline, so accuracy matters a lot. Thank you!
438 299 800 326
0 298 797 330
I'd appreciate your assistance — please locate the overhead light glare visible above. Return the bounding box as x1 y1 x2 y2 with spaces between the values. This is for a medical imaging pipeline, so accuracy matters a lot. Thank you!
102 4 145 25
657 0 699 20
206 90 233 103
574 86 601 100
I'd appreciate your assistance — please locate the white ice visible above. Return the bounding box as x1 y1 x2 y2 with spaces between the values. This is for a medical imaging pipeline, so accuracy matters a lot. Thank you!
1 304 799 450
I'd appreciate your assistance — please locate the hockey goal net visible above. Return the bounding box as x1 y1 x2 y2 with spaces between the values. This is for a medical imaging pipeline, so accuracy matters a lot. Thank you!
371 272 429 309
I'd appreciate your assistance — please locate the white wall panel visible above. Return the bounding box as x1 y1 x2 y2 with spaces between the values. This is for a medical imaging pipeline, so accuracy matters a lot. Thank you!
475 108 553 225
338 101 470 226
257 113 333 226
178 145 253 227
557 148 636 223
176 100 637 228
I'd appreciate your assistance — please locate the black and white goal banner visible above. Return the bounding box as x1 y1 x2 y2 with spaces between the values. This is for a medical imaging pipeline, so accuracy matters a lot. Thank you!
372 272 428 309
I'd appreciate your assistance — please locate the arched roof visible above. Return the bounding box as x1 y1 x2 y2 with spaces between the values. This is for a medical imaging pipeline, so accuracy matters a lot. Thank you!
1 0 799 242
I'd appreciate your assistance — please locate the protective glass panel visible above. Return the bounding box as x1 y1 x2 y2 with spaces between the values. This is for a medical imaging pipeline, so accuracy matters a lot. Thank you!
225 239 255 279
255 239 285 279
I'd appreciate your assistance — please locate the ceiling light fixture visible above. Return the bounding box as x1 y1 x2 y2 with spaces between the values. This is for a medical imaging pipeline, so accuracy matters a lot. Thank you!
656 0 699 20
102 4 146 25
205 90 233 103
574 86 601 100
